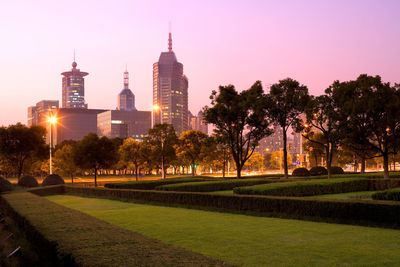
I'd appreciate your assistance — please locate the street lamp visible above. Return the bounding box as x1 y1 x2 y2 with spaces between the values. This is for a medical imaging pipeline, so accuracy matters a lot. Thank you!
152 104 160 127
48 113 57 175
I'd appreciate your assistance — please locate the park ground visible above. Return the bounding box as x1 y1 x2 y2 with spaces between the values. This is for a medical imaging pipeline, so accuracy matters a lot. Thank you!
46 194 400 267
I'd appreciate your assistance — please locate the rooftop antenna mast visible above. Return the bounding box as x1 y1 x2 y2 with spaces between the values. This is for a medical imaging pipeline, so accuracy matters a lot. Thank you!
168 22 172 52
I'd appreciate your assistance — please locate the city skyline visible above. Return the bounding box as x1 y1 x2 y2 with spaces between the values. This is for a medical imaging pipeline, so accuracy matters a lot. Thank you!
1 0 400 126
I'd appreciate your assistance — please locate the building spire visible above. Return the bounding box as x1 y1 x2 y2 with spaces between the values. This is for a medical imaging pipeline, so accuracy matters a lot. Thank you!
72 49 77 68
123 67 129 90
168 22 172 52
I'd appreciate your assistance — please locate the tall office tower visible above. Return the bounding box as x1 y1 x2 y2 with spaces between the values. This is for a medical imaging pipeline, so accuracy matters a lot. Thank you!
118 68 136 111
153 32 189 134
190 110 208 135
61 60 88 108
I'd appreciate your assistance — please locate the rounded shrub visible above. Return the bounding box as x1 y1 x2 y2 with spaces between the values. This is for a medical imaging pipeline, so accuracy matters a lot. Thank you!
18 175 39 188
309 166 328 176
330 166 344 175
42 174 65 186
0 177 13 192
291 168 310 177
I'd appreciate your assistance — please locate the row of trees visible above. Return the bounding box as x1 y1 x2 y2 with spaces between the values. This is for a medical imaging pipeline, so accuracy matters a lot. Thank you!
203 74 400 179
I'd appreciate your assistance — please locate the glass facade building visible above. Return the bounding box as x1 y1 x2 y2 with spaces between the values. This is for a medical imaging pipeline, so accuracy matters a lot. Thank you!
61 61 88 109
153 32 189 135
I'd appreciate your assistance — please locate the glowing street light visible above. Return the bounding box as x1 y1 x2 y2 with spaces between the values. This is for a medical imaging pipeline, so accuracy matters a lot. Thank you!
48 112 57 175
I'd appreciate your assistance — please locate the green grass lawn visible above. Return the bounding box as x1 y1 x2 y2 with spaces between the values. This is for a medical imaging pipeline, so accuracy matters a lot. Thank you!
310 191 375 200
47 195 400 267
210 190 234 195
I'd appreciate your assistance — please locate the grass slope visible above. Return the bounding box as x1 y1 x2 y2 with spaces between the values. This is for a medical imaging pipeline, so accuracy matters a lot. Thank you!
48 194 400 267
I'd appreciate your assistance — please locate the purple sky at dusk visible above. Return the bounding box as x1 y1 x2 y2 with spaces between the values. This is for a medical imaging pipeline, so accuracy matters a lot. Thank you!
1 0 400 126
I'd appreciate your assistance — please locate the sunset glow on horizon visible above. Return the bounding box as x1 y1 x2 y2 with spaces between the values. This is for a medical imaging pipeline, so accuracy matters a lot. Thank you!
1 0 400 126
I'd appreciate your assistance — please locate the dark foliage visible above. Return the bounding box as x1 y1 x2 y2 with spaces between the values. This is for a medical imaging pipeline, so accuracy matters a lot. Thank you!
18 175 39 188
105 177 208 190
42 174 64 186
330 166 344 175
309 166 328 176
372 188 400 201
0 177 13 192
292 168 310 177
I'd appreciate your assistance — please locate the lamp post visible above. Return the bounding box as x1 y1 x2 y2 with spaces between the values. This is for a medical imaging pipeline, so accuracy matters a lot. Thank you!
48 113 57 175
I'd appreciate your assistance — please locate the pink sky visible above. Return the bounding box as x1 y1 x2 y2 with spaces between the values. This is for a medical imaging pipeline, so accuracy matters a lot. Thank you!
1 0 399 126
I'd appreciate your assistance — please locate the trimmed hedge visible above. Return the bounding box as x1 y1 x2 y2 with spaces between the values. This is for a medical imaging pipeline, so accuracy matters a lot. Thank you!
155 178 290 192
18 175 39 188
372 188 400 201
42 174 65 186
292 168 310 177
330 166 344 175
28 185 400 226
104 177 209 190
234 178 380 197
0 192 232 267
0 177 13 192
309 166 328 176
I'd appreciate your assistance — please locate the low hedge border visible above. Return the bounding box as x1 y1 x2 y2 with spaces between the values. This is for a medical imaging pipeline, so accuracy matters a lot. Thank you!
372 188 400 201
25 185 400 226
104 177 210 190
233 178 400 197
155 178 300 192
0 192 233 267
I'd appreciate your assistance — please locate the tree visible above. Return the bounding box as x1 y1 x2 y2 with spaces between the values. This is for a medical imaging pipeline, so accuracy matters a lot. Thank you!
303 132 327 167
53 144 80 183
270 150 293 170
244 152 265 171
0 123 47 179
146 124 178 179
119 138 142 181
331 74 400 178
176 130 208 176
203 81 272 178
303 90 342 179
266 78 310 178
73 133 117 186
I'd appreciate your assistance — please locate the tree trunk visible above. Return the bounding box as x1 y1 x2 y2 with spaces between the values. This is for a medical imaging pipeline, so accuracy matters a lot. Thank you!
135 165 138 181
71 174 74 184
383 152 390 179
360 155 366 174
326 145 331 179
192 160 195 176
282 130 289 178
94 167 98 187
222 159 226 178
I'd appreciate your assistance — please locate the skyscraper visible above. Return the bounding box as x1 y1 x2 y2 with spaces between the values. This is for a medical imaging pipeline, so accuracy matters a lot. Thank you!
153 32 188 134
118 68 136 111
61 59 88 109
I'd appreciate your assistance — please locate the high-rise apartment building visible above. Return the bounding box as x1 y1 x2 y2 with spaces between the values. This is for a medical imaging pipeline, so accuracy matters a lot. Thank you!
61 60 88 109
153 32 188 134
118 68 136 111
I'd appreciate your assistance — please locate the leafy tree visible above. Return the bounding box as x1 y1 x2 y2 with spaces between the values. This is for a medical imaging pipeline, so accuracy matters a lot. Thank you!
266 78 310 178
270 150 293 170
0 123 47 179
176 130 208 176
73 133 117 186
146 124 178 178
203 81 272 178
331 74 400 178
119 138 142 181
303 132 327 167
244 151 265 171
53 144 80 183
303 90 342 179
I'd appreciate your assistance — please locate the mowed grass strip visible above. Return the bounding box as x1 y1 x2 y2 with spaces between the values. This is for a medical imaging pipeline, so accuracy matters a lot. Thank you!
2 193 232 267
234 178 370 196
155 178 289 192
47 194 400 267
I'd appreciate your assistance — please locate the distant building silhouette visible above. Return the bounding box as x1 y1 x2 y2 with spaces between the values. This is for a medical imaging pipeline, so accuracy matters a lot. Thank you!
190 111 208 135
153 31 188 134
27 100 59 127
118 68 136 111
61 60 88 108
